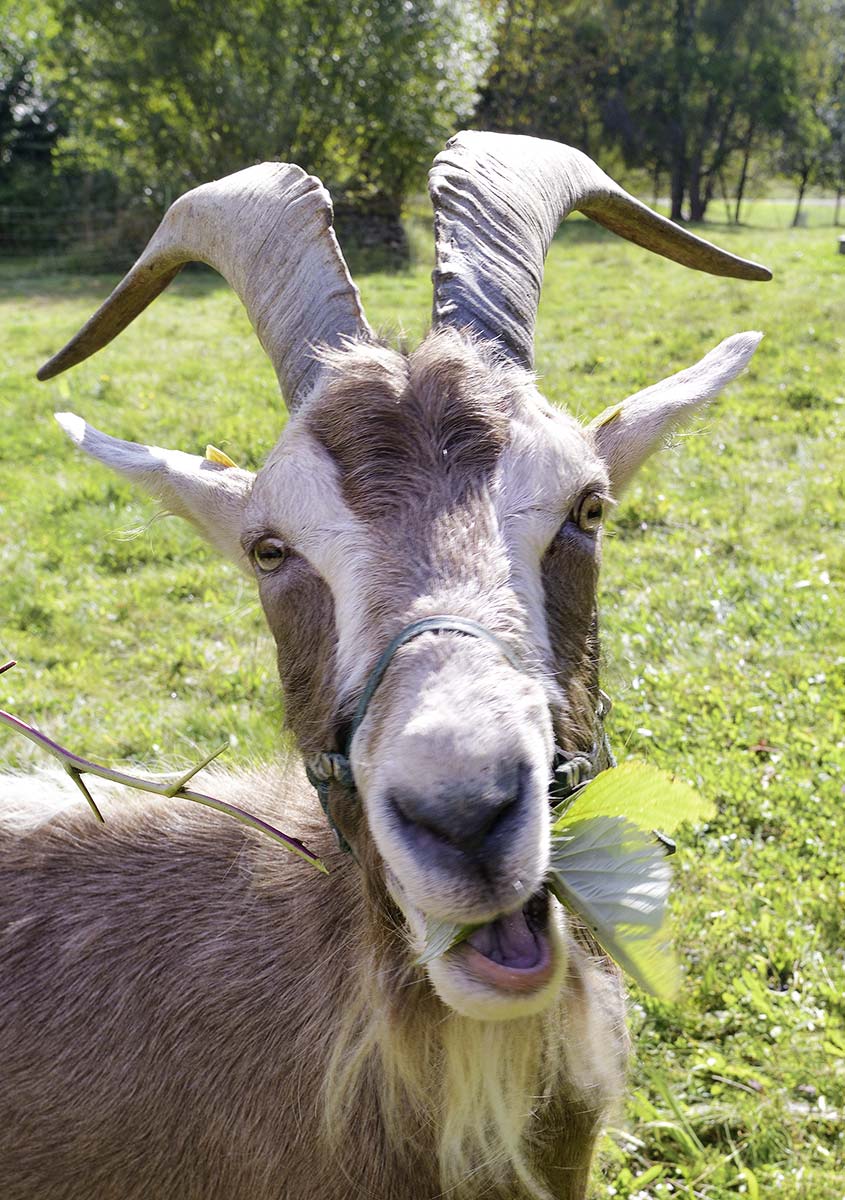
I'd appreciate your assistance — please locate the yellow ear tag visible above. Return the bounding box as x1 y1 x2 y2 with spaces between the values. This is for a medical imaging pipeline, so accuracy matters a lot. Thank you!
590 401 625 431
205 445 239 469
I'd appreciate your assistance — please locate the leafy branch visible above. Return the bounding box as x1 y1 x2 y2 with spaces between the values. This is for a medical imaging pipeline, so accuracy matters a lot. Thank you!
0 660 327 874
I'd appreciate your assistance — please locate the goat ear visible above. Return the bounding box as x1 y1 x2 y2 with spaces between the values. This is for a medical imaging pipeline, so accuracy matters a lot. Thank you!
589 332 762 496
55 412 254 567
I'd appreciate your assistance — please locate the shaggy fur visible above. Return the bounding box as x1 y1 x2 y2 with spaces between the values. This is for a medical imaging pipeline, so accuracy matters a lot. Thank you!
0 768 626 1200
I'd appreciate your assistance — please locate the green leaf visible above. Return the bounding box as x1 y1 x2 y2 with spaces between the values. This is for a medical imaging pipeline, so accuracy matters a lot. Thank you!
416 916 474 966
552 761 714 835
416 763 713 988
548 814 679 999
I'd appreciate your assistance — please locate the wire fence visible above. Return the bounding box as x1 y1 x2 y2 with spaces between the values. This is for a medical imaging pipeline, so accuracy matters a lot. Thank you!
0 204 159 270
1 191 840 275
0 198 414 273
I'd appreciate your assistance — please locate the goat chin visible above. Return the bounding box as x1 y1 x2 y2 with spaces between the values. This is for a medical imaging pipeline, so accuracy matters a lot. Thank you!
324 896 627 1200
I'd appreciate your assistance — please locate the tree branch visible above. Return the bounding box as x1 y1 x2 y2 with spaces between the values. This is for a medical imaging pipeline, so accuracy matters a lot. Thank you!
0 664 327 874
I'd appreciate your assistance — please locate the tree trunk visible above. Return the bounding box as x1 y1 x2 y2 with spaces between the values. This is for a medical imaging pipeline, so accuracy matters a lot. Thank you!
718 171 732 224
836 188 843 226
669 0 694 224
670 165 686 222
689 193 708 222
791 166 811 227
651 164 662 209
734 123 756 225
688 157 707 222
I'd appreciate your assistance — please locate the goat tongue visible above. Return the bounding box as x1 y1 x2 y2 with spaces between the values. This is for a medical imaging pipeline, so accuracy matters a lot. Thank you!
467 908 541 969
458 903 553 992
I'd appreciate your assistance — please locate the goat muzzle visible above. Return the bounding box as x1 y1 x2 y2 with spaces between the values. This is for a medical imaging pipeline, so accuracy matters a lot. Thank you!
304 615 614 857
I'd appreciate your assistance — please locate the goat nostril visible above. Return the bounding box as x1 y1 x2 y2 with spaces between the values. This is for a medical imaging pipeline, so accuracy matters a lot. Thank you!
391 800 450 848
468 796 520 854
388 765 528 860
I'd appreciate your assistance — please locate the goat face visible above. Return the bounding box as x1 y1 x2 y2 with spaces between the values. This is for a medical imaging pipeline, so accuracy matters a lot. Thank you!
43 133 769 1024
241 330 610 1018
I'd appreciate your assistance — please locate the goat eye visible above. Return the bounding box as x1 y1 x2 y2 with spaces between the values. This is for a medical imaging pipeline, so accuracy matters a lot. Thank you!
252 537 288 572
573 493 604 534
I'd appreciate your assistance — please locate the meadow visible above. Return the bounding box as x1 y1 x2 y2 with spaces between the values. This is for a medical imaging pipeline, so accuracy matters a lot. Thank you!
0 202 843 1198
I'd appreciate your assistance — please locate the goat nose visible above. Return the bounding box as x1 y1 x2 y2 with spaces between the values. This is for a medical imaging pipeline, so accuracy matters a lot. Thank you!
389 763 527 860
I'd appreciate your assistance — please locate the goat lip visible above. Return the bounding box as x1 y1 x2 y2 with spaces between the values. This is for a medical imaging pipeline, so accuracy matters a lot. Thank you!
451 898 553 993
454 932 553 993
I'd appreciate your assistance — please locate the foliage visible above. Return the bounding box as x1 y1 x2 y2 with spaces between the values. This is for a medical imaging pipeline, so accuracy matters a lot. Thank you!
43 0 492 212
1 207 844 1198
476 0 610 158
474 0 845 224
3 0 845 251
0 28 66 211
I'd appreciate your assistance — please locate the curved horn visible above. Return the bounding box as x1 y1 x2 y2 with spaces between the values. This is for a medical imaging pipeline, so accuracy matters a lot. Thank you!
38 163 373 410
429 132 771 370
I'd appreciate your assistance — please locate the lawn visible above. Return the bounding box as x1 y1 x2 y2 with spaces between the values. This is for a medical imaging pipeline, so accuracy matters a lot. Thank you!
0 205 843 1198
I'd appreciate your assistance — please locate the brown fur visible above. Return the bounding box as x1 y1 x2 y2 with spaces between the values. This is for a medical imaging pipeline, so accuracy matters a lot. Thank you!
309 336 510 524
541 531 603 753
0 770 625 1199
257 554 340 755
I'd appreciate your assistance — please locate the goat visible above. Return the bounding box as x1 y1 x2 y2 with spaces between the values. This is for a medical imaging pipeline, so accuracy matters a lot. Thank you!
0 132 770 1199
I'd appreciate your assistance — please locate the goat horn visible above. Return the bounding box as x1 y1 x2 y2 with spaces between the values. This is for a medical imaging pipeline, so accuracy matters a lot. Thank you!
429 132 771 370
38 163 373 410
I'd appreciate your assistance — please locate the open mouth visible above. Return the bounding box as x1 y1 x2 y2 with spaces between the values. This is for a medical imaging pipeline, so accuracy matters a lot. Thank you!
451 890 553 993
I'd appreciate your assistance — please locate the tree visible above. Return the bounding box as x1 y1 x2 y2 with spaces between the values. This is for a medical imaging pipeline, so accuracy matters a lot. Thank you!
820 76 845 223
599 0 801 222
45 0 493 215
475 0 610 159
474 0 807 224
777 0 845 226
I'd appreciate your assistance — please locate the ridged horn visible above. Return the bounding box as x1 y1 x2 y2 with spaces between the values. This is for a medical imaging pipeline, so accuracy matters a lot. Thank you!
38 163 373 411
429 132 771 370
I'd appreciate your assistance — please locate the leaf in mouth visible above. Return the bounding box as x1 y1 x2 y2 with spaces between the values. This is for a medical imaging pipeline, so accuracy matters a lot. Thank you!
548 761 714 1000
547 814 677 999
551 760 715 833
416 916 475 966
416 761 713 993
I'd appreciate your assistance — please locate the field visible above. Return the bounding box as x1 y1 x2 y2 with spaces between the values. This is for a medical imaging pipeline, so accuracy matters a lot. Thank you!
1 205 843 1198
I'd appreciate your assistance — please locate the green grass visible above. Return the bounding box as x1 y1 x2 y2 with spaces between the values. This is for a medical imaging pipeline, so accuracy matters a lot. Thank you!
1 208 843 1198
